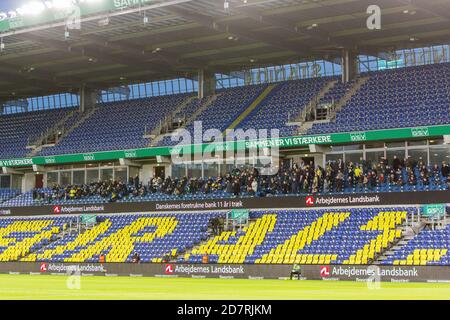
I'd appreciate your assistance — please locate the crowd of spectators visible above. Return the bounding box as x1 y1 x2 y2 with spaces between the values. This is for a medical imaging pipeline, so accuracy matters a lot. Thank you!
32 157 450 203
32 175 146 203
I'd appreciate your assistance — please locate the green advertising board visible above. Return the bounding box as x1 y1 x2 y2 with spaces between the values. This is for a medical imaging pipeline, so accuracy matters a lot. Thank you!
81 214 97 225
231 209 249 220
423 204 446 217
0 125 449 168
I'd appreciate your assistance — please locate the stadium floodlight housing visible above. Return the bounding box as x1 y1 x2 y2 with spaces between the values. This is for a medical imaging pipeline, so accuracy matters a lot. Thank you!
52 0 74 9
17 1 46 16
0 0 105 22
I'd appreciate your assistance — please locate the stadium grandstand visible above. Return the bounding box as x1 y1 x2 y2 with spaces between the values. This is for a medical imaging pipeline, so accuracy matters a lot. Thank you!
0 0 449 299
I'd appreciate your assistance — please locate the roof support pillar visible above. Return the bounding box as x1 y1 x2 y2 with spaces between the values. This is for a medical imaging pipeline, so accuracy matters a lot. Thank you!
198 70 216 99
79 85 98 112
341 49 359 83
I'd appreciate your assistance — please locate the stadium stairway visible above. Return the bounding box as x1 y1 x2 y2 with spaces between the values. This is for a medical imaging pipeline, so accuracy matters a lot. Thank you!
180 216 268 264
224 84 278 132
26 109 81 157
291 79 338 134
20 226 74 262
176 217 258 264
328 75 370 121
37 107 97 155
154 93 222 147
147 95 197 146
297 76 369 135
21 217 101 262
297 121 315 136
174 219 217 263
374 213 450 265
365 215 412 265
182 94 221 129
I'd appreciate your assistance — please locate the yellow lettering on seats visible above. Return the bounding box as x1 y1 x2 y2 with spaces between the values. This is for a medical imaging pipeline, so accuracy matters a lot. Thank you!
27 220 113 262
0 220 53 261
66 217 178 263
343 211 407 264
259 212 349 264
192 214 277 264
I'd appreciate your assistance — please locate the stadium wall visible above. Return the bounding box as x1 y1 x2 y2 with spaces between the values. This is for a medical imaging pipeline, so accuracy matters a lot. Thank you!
0 190 448 216
1 262 449 283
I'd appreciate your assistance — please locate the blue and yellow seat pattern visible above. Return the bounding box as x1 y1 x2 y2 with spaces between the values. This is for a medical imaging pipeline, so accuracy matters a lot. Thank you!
0 217 70 261
185 208 408 265
24 213 217 263
382 224 449 266
1 209 448 266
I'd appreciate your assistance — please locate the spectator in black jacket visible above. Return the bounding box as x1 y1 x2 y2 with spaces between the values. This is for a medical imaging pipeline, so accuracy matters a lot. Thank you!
442 161 449 177
232 178 240 196
134 174 140 189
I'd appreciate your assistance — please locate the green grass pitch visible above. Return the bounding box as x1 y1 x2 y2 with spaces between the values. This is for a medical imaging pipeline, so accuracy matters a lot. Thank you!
0 274 449 300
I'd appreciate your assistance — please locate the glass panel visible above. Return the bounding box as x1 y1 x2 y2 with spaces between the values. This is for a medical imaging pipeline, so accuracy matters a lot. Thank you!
408 140 427 146
0 176 11 189
386 142 405 148
114 167 127 183
407 149 428 165
100 162 114 167
204 162 219 178
129 167 139 183
345 152 364 165
73 171 85 185
101 169 113 182
46 172 58 187
429 138 444 146
11 175 22 190
386 150 406 165
365 141 385 149
60 171 72 186
325 153 343 165
329 145 344 152
365 151 385 168
172 164 186 179
86 169 99 184
343 144 363 151
429 145 450 166
187 163 202 178
220 164 234 176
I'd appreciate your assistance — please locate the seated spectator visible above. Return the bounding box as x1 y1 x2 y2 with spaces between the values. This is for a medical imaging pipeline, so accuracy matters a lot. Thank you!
132 252 141 264
420 172 429 186
442 161 449 177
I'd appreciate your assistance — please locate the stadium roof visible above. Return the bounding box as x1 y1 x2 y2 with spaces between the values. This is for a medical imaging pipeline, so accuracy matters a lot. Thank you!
0 0 449 100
